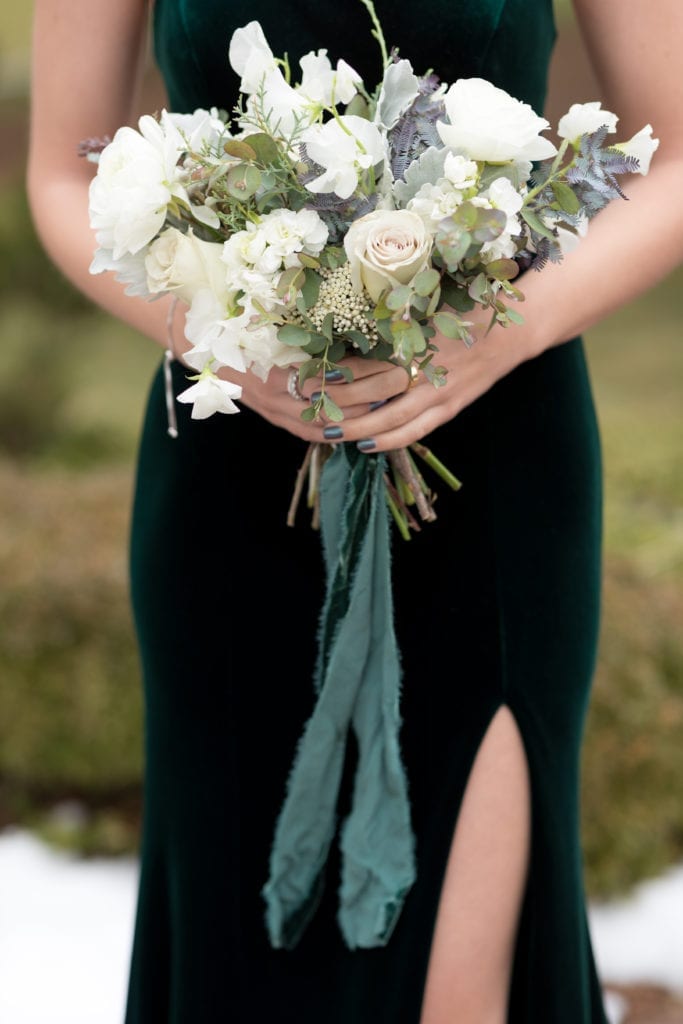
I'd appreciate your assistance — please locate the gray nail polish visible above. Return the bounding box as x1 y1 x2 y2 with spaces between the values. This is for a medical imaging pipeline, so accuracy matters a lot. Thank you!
369 400 386 411
357 439 376 452
310 391 321 402
323 426 344 440
324 369 344 382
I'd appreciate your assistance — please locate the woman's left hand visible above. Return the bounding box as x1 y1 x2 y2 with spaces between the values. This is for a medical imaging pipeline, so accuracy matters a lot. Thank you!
313 305 544 452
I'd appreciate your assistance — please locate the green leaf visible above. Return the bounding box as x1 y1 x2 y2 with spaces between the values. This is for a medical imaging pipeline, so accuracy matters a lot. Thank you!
345 330 372 354
468 272 489 303
223 139 257 161
376 317 394 344
386 285 413 311
327 340 346 362
276 265 306 300
298 359 322 388
242 132 281 166
300 268 321 309
226 163 262 199
521 207 556 241
433 310 464 339
298 253 320 269
344 94 370 118
426 284 441 318
505 307 525 325
453 203 478 230
390 318 426 362
410 293 429 314
551 181 581 215
472 207 506 243
300 405 317 422
441 277 474 313
322 393 344 422
321 311 335 342
305 334 329 355
277 323 311 346
413 268 441 296
485 258 520 282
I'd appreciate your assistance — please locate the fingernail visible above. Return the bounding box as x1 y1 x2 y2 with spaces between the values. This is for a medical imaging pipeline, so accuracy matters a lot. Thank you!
324 369 344 382
369 400 386 411
323 426 344 440
310 390 321 402
357 438 376 452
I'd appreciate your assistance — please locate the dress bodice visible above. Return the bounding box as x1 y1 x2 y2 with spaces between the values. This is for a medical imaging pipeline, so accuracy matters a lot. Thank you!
154 0 556 115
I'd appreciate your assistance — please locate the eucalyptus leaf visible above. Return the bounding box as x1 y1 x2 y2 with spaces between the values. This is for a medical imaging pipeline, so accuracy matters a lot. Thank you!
468 272 489 302
322 393 344 422
413 268 441 296
300 405 317 422
276 266 306 300
386 285 413 311
441 277 474 312
327 341 346 362
426 285 441 318
433 311 464 339
485 258 520 282
298 359 322 387
505 307 525 325
226 163 262 199
224 139 257 162
243 132 281 167
300 269 321 309
472 207 507 243
321 311 335 342
278 323 311 346
521 207 556 241
305 335 329 355
345 330 372 354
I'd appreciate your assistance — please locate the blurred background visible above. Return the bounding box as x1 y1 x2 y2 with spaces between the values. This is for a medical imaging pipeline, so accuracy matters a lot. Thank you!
0 2 681 1022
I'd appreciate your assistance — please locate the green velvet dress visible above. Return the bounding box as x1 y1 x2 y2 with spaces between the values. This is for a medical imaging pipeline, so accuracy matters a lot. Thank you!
126 1 609 1020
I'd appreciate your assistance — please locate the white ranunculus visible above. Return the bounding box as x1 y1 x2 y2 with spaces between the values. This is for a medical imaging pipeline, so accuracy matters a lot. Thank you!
557 101 619 144
88 116 187 259
301 115 385 199
437 78 557 163
228 21 277 94
176 370 242 418
145 228 227 304
612 124 660 175
344 209 433 302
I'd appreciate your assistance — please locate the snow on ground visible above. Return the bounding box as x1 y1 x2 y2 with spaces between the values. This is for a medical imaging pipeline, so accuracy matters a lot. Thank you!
0 826 681 1022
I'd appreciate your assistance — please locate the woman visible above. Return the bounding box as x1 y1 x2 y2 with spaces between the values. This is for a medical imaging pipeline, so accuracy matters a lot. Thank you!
28 1 683 1021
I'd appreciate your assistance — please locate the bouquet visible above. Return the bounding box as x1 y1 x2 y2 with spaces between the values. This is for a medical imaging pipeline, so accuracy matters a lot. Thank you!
84 0 657 950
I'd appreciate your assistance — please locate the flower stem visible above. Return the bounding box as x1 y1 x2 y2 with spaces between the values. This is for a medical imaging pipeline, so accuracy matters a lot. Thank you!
384 477 412 541
357 0 390 71
410 442 462 492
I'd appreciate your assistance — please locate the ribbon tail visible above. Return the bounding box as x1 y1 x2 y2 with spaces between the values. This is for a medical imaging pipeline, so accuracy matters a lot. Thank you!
337 457 417 948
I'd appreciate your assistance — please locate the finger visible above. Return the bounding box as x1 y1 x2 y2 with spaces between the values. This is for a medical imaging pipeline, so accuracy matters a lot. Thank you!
305 366 409 407
315 383 444 444
354 405 445 453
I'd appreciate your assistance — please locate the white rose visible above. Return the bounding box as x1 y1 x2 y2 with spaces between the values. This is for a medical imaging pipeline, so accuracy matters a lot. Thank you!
437 78 557 163
301 115 385 200
612 124 660 175
344 209 433 302
228 21 277 94
557 101 619 144
145 228 227 304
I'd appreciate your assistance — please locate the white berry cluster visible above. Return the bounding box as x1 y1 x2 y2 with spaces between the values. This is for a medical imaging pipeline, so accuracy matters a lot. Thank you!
307 264 379 347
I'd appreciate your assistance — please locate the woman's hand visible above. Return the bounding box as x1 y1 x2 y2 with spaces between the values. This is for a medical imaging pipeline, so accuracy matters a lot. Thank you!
226 302 542 449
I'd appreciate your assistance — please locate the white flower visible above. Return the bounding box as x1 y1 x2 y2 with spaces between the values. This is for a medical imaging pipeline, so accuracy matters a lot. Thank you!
176 369 242 418
407 180 465 233
228 21 277 94
612 124 660 175
484 177 523 231
259 208 328 261
301 115 385 199
164 107 226 153
344 209 433 302
298 51 362 108
557 101 619 144
184 290 249 373
88 115 188 259
246 67 312 139
443 153 478 190
437 78 557 163
145 228 227 304
90 247 150 297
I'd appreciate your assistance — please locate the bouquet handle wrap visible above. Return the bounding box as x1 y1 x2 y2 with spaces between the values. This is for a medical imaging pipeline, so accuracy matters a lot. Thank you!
262 445 416 949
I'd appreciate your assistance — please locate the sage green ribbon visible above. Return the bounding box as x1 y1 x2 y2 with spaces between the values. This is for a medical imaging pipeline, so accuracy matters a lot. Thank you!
262 444 416 949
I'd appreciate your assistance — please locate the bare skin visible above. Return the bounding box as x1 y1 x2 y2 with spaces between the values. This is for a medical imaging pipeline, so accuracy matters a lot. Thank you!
28 2 683 1020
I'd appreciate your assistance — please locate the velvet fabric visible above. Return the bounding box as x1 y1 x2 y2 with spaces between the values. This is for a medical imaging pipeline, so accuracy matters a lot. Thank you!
126 1 609 1021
